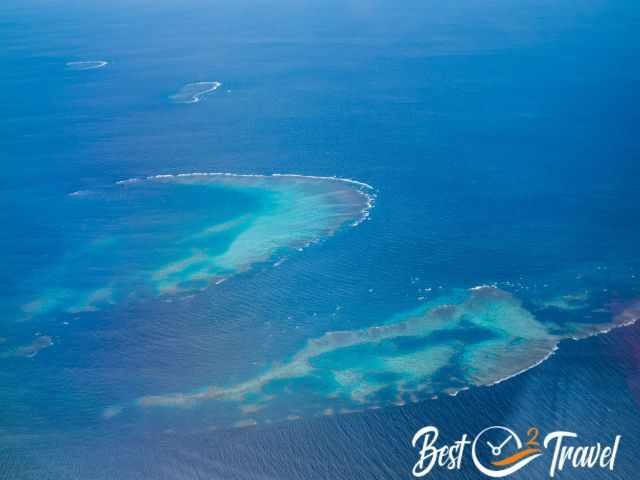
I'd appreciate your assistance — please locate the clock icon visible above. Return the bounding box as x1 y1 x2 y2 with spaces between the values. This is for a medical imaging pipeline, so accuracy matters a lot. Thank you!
471 426 542 478
487 433 515 457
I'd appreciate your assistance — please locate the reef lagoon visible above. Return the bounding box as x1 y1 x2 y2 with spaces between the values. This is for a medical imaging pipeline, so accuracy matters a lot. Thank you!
8 173 372 325
169 82 222 104
2 0 640 478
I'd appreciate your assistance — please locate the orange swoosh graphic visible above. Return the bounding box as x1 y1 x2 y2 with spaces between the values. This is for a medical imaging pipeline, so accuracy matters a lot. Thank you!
491 448 542 467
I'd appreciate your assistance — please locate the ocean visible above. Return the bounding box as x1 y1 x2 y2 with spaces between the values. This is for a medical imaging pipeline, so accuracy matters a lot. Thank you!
1 0 639 478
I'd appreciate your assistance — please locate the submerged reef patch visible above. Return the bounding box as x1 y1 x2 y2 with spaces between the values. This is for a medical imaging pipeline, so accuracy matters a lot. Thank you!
65 61 108 71
13 173 374 324
169 82 222 103
112 285 638 427
2 335 53 358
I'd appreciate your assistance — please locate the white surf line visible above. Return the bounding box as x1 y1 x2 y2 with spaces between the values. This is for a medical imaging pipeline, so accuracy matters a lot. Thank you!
65 60 108 70
114 172 377 225
171 82 222 104
478 300 640 390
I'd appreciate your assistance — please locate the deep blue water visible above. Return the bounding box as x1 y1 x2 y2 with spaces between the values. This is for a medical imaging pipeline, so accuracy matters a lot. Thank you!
1 0 640 478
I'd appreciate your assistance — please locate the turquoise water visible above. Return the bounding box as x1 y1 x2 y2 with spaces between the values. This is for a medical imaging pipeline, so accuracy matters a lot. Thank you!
6 174 372 326
2 0 640 478
124 284 638 428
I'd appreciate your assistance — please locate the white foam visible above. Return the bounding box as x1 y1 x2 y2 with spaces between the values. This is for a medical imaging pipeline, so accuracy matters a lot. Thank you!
484 345 559 388
469 284 497 292
480 301 640 389
116 171 376 227
68 190 93 197
169 81 222 104
115 178 142 185
66 60 108 71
